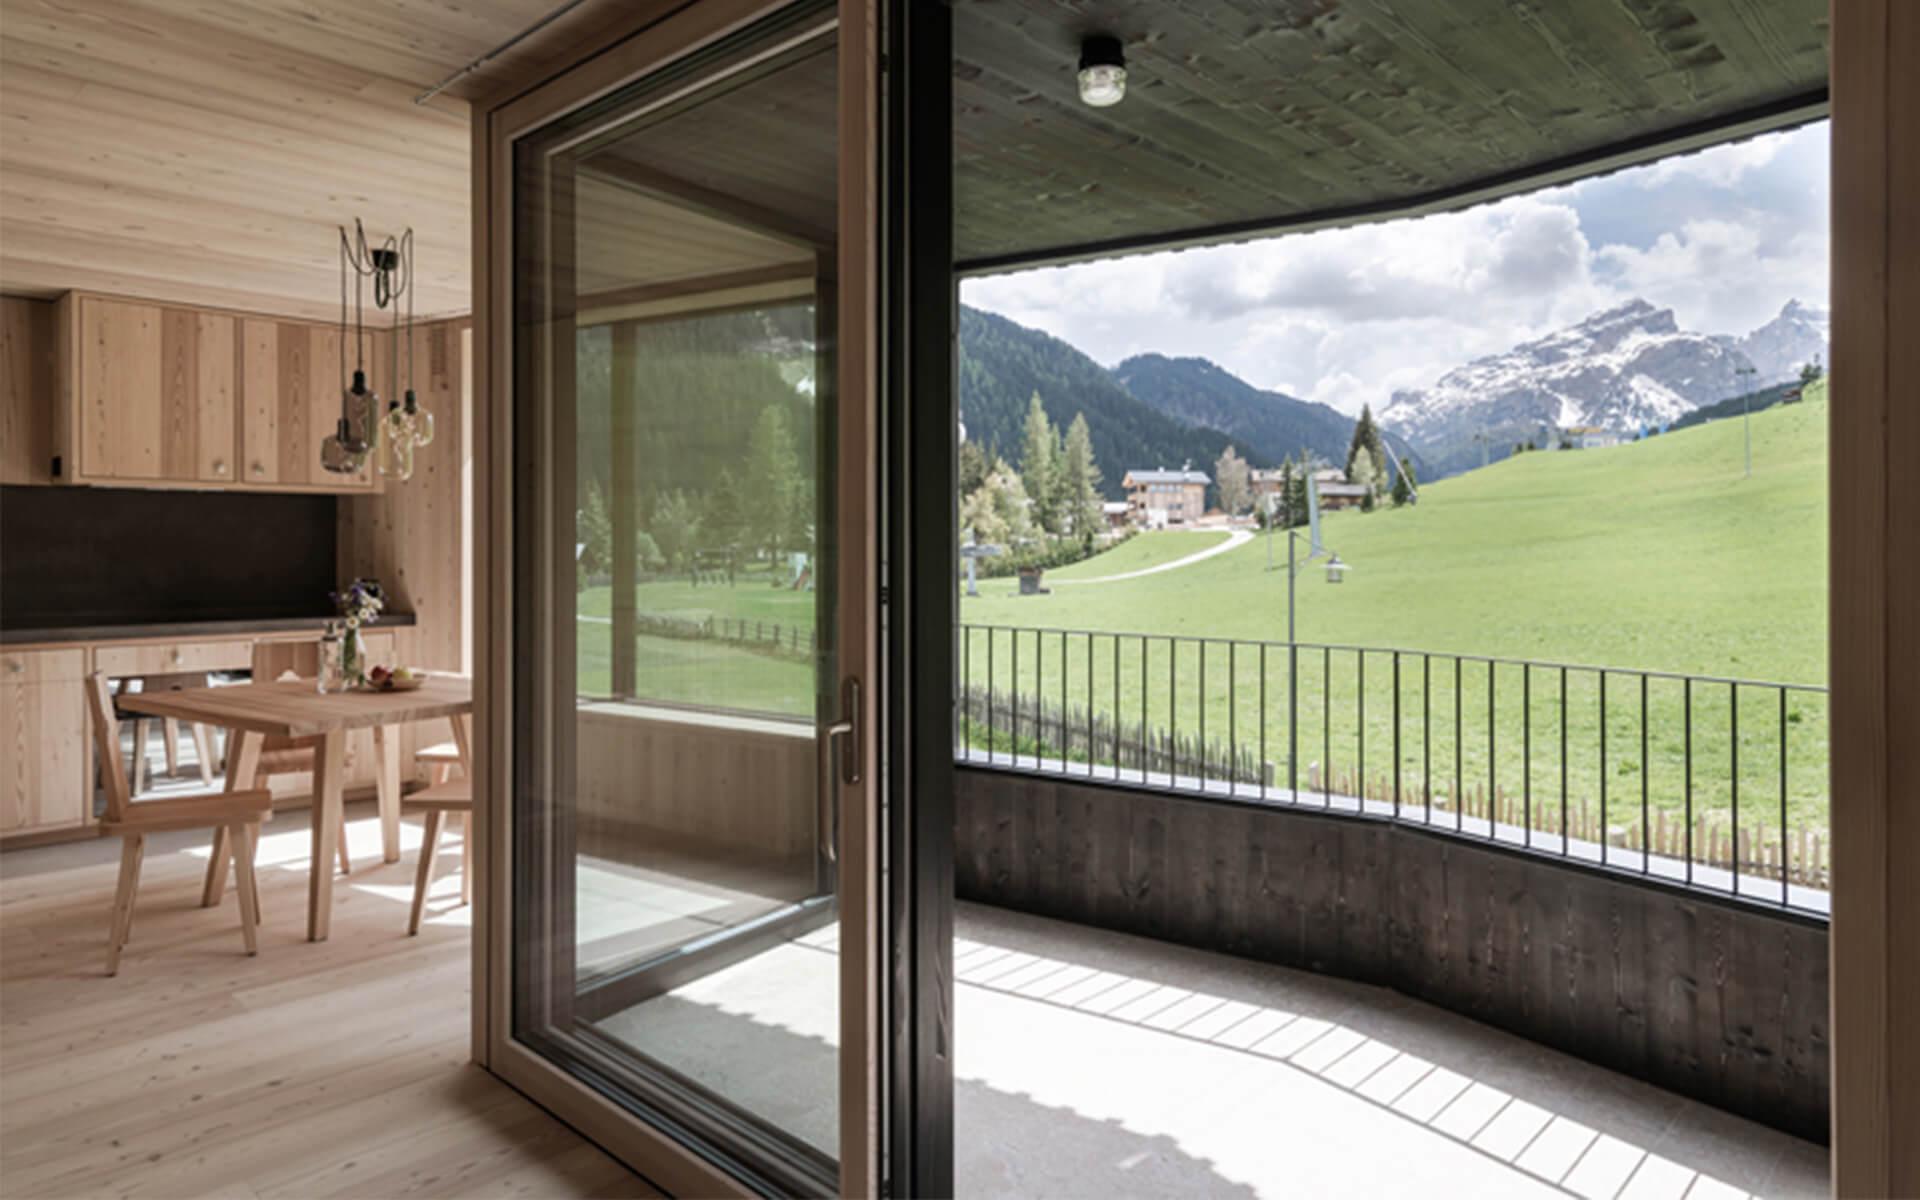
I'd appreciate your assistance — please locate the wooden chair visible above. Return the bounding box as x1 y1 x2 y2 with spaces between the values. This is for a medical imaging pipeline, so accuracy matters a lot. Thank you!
114 674 218 791
405 714 472 934
84 674 271 975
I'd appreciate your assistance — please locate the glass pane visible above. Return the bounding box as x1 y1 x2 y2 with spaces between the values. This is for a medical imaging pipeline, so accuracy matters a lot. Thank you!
511 8 842 1188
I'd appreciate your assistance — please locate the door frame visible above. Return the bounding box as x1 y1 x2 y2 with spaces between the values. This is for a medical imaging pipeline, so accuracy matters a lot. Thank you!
468 1 887 1193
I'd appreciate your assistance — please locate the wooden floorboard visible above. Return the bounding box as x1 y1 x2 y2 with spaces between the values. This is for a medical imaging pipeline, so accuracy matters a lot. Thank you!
0 804 644 1199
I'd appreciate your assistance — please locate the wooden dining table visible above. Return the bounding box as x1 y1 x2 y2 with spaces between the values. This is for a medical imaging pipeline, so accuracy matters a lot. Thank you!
118 676 473 941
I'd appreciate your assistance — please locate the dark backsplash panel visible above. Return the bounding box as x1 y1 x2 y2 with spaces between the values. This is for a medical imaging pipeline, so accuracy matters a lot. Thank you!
1 486 338 629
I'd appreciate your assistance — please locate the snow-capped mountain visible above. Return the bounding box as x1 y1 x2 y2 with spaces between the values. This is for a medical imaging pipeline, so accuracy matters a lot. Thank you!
1736 299 1829 384
1380 299 1762 476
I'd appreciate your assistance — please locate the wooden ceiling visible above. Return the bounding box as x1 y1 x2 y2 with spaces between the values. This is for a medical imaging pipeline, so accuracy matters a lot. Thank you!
953 0 1830 270
0 0 642 320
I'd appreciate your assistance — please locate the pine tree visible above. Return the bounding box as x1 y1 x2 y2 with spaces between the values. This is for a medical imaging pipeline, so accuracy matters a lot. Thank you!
1346 404 1388 484
1390 458 1412 507
580 480 614 574
1350 449 1379 512
706 469 748 556
1060 412 1103 543
1019 393 1061 534
1215 445 1251 516
1287 456 1309 529
958 438 991 496
747 407 800 557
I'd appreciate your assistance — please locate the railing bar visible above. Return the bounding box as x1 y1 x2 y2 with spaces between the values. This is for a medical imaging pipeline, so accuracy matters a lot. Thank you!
1600 670 1609 867
1325 646 1333 808
1169 637 1177 785
1141 636 1148 783
1730 681 1740 897
1684 677 1694 887
1455 656 1464 833
1086 632 1094 781
952 624 1824 693
1060 631 1068 776
1392 651 1402 819
1011 627 1018 768
1260 642 1268 800
963 624 971 752
1423 654 1431 826
1113 635 1121 783
1523 664 1531 850
1560 666 1568 853
1487 660 1496 842
1229 642 1238 799
987 626 996 766
1358 651 1366 813
1641 673 1650 876
1201 640 1209 791
1779 687 1789 904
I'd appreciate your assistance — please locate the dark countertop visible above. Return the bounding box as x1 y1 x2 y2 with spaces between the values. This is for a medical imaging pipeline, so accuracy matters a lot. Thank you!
1 613 417 646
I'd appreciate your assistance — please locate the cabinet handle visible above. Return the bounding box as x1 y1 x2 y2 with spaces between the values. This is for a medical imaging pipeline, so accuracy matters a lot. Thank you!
5 660 21 675
212 458 228 474
250 462 265 476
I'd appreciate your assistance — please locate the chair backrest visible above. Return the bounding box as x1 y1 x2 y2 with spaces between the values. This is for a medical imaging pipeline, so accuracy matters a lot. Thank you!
83 673 134 824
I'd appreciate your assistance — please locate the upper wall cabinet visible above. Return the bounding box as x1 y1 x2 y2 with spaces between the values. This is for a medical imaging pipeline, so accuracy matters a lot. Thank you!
51 293 376 494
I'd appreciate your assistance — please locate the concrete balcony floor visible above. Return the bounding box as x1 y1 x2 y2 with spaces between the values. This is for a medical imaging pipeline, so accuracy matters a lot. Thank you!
604 900 1827 1199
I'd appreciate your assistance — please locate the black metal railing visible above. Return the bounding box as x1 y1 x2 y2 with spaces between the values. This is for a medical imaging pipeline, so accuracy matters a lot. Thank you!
955 623 1830 914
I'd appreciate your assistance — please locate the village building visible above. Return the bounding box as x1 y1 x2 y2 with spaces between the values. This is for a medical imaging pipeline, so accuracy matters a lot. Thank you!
1122 468 1209 527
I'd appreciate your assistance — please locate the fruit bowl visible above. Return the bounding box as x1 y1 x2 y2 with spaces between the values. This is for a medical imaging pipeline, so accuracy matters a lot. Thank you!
361 667 427 692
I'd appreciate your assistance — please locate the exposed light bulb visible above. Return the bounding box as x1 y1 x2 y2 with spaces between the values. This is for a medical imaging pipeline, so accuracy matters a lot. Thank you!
1077 36 1126 107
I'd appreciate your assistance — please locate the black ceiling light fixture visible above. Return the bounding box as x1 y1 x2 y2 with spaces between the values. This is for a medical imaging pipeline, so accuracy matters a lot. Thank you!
1077 34 1127 107
323 220 431 479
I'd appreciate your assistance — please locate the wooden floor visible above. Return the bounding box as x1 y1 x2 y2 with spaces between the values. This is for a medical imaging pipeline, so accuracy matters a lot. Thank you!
0 804 642 1199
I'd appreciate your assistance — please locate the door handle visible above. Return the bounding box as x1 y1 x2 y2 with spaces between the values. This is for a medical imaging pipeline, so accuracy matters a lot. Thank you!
820 678 859 864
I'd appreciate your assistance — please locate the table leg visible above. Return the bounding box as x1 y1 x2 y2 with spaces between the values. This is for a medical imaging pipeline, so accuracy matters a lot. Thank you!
373 724 401 864
451 712 473 778
202 729 261 908
308 731 346 942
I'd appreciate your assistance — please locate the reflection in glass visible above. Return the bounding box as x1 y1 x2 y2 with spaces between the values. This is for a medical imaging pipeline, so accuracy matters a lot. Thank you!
511 12 843 1187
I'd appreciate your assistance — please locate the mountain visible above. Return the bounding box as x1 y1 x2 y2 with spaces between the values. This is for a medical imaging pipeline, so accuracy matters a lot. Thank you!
1736 299 1829 384
1379 299 1761 477
1114 353 1429 479
958 306 1261 500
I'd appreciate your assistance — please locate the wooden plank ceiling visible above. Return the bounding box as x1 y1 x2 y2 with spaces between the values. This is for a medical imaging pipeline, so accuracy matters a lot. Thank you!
0 0 610 319
953 0 1830 270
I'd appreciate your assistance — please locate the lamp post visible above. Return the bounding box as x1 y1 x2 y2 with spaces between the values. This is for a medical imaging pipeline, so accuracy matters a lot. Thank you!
1735 363 1757 477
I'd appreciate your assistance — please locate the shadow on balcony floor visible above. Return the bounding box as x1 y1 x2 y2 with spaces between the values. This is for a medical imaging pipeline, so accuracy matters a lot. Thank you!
595 900 1827 1198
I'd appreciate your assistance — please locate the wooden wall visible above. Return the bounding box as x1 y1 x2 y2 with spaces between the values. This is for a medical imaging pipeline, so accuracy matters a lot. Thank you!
337 318 472 775
954 767 1831 1143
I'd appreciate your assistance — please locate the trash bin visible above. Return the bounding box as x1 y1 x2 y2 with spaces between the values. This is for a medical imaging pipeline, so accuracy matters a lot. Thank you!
1018 567 1048 596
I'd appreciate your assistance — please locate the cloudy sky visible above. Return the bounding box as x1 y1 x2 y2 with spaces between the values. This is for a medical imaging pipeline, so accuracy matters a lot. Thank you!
962 121 1829 417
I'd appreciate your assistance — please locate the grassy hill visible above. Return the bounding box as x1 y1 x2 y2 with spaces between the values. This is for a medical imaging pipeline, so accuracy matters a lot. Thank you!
959 382 1830 837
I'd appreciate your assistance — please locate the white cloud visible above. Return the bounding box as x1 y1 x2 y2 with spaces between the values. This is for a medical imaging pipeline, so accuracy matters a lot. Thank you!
961 124 1829 417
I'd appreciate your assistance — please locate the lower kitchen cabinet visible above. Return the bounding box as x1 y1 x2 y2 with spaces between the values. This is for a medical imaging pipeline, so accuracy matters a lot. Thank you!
0 649 89 836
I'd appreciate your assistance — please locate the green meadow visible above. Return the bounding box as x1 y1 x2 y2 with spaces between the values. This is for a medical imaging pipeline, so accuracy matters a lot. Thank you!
957 382 1830 850
579 383 1830 858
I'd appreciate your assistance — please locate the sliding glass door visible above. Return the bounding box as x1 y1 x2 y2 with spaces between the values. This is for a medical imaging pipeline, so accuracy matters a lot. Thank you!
491 2 880 1192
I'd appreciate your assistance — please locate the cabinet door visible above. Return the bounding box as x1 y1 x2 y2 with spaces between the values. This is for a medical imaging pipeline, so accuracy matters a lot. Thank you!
0 652 88 836
195 313 238 483
276 321 315 486
241 318 279 485
156 308 239 484
79 298 162 481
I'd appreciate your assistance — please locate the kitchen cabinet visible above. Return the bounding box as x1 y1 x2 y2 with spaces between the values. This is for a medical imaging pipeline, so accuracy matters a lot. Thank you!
54 292 376 494
0 649 89 837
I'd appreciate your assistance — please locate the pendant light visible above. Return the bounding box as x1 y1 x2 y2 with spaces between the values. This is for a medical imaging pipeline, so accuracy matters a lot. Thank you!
324 220 432 479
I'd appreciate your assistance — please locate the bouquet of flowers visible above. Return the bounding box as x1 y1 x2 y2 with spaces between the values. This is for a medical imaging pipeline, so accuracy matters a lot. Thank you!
327 579 385 688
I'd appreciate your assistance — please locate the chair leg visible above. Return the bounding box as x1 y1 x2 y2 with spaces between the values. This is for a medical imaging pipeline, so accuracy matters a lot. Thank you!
133 720 151 794
163 717 181 775
192 724 215 787
105 835 145 976
459 812 472 906
408 810 444 936
247 824 264 923
203 826 231 907
228 822 259 956
336 804 352 875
